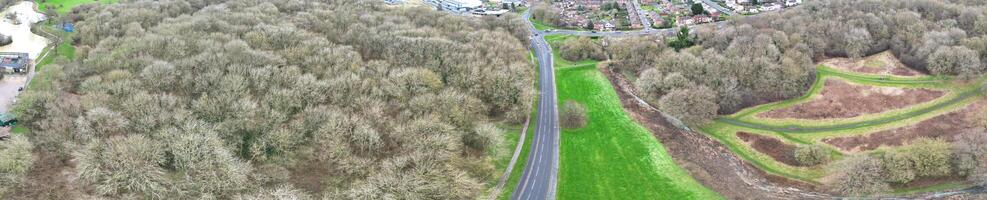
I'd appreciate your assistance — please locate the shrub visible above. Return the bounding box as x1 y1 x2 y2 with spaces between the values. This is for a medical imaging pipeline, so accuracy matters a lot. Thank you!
657 86 718 125
559 37 606 61
906 138 953 177
829 155 888 196
794 144 830 166
880 151 916 184
560 100 588 129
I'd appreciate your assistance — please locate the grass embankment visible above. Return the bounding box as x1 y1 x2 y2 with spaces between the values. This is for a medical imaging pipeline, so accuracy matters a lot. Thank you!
698 64 986 184
37 0 118 14
554 58 719 199
496 112 537 200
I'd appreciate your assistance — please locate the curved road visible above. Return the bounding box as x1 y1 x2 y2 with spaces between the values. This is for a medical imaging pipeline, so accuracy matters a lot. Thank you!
511 9 726 200
511 11 560 200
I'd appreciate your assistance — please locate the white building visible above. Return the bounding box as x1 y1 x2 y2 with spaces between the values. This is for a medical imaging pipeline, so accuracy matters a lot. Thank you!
424 0 483 13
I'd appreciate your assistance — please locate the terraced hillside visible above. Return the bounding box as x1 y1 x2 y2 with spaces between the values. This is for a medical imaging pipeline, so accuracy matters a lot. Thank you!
699 53 986 192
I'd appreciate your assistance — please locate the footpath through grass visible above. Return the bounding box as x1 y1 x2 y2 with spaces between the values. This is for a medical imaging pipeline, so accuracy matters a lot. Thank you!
556 65 720 199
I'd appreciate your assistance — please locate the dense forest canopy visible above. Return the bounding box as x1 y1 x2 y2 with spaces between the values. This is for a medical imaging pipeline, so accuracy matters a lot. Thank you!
3 0 534 198
615 0 987 125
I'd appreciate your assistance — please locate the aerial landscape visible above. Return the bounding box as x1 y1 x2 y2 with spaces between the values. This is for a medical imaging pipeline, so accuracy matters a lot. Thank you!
1 0 987 199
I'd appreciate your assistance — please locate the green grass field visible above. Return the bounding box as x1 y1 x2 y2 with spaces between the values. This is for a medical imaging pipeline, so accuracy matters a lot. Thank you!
37 0 118 14
555 64 720 199
698 64 987 184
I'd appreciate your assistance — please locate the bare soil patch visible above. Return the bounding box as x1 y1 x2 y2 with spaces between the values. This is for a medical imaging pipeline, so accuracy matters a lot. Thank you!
823 99 987 152
820 51 923 76
759 79 944 119
736 132 800 166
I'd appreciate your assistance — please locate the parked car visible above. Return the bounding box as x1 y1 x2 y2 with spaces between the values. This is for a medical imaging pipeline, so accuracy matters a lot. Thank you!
0 114 17 127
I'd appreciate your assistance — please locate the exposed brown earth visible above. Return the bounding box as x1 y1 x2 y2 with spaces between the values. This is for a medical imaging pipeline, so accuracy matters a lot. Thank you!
602 65 828 199
737 132 800 166
823 99 987 153
820 51 923 77
759 79 945 120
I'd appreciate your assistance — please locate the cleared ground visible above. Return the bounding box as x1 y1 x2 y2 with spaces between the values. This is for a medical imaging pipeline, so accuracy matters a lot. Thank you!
820 51 922 77
758 78 946 119
699 52 986 190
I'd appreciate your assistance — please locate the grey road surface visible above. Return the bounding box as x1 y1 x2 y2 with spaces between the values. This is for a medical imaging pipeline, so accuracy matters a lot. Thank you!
700 0 737 15
630 0 653 30
509 10 725 200
512 11 560 199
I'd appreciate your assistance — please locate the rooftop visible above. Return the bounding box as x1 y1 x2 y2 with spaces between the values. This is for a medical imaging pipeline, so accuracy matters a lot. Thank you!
0 52 29 69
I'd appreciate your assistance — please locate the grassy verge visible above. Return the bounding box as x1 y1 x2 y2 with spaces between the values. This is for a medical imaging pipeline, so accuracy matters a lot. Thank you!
555 64 720 199
530 17 556 31
37 0 118 14
497 112 537 200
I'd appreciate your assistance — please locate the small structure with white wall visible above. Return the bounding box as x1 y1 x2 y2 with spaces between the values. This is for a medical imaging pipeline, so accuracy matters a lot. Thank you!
424 0 483 13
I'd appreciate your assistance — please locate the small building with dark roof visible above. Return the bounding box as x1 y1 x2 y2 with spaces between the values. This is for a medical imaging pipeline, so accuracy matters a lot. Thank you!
0 52 29 73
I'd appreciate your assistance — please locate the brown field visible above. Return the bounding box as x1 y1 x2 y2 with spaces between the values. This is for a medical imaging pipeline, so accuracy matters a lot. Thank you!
820 51 923 76
823 99 987 153
737 132 800 166
759 79 945 120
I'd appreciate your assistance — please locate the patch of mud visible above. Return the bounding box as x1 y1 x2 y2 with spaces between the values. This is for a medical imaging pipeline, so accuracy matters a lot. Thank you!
602 65 829 199
759 79 945 120
820 51 923 77
737 132 799 166
823 99 987 152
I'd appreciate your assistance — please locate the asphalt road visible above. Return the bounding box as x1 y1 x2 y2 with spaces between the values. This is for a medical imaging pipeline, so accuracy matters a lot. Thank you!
511 23 561 200
510 10 726 200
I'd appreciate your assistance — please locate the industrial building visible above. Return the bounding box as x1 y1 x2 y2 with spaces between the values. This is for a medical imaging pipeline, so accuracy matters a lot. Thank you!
424 0 483 13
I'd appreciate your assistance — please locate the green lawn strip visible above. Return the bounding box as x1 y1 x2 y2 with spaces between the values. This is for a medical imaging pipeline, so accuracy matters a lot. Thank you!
556 66 720 200
490 124 523 185
37 0 118 14
529 17 557 31
699 124 824 183
819 66 949 84
496 111 537 200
